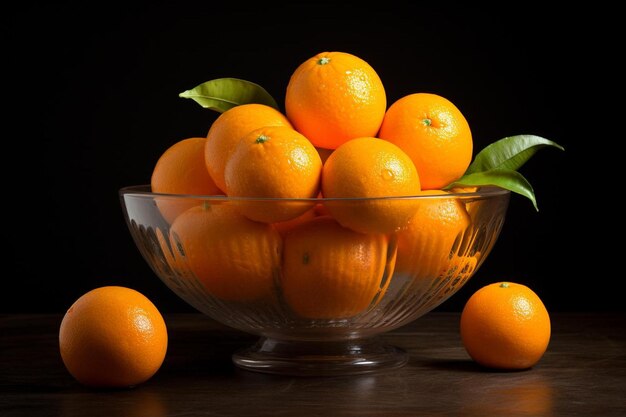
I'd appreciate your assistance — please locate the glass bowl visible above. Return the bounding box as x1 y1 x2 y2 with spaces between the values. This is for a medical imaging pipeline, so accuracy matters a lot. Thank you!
119 185 509 376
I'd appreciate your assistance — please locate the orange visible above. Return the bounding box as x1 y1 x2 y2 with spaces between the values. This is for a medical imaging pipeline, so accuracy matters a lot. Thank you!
378 93 473 190
205 103 292 192
224 125 322 223
169 204 282 302
285 51 386 149
460 282 551 370
59 286 168 388
281 216 389 319
151 137 222 224
321 137 421 234
395 190 471 280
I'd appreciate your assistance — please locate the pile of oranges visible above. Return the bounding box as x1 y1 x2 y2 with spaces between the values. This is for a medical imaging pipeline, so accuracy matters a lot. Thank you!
148 51 545 324
151 51 473 229
151 50 550 371
149 51 479 319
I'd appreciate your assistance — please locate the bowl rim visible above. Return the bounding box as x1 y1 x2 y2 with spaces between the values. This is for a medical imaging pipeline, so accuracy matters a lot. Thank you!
119 185 510 202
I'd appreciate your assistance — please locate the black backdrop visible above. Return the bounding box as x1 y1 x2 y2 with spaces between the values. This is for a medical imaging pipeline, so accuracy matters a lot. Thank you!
4 2 617 313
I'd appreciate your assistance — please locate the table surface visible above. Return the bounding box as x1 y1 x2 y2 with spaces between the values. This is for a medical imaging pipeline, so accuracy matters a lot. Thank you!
1 312 625 417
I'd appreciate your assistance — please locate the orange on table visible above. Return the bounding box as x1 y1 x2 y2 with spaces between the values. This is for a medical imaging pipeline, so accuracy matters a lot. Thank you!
285 51 386 149
460 282 551 370
281 216 389 319
321 137 421 234
378 92 473 190
395 190 471 280
169 204 282 302
205 103 292 192
151 136 222 224
224 125 322 223
59 286 168 388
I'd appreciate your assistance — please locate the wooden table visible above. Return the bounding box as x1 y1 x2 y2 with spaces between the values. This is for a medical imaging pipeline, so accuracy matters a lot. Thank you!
1 313 625 416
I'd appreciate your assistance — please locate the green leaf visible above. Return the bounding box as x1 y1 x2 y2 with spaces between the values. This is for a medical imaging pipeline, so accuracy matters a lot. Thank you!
446 169 538 211
466 134 564 174
179 77 279 113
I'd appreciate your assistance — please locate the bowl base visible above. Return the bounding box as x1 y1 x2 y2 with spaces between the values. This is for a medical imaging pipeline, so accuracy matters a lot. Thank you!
232 336 408 376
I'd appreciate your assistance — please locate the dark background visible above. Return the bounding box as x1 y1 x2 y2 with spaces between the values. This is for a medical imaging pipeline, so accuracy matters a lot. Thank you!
4 2 616 313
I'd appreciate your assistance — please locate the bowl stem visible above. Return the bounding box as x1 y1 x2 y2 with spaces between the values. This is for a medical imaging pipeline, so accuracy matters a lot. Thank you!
232 336 408 376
